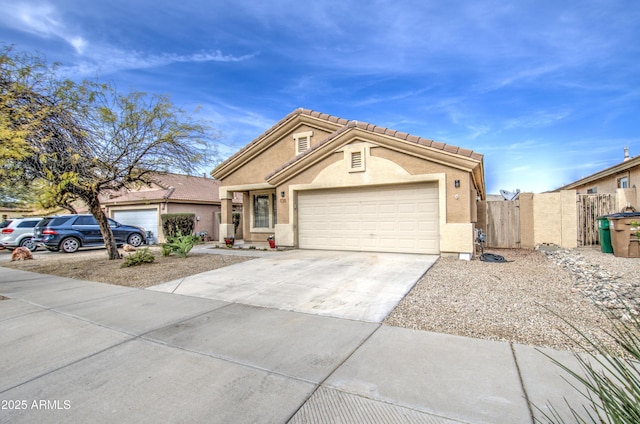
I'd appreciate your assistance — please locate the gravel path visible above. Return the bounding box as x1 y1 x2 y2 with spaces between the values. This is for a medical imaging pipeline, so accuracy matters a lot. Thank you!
385 247 640 353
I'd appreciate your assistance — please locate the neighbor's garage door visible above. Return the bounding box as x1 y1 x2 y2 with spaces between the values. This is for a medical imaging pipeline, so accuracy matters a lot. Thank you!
297 183 439 254
112 209 158 237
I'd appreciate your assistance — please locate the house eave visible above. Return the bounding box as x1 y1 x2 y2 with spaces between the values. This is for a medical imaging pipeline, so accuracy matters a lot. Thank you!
266 127 484 194
211 111 345 180
554 156 640 191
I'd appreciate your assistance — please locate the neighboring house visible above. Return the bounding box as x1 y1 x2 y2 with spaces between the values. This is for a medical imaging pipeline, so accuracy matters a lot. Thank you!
99 173 243 242
211 108 485 258
556 148 639 195
1 207 34 222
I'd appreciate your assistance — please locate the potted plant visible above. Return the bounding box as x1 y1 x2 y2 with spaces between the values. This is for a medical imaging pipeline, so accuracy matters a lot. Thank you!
224 236 235 248
267 235 276 249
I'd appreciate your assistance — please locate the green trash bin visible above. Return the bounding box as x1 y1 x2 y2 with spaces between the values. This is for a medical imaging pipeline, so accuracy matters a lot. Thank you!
597 215 613 253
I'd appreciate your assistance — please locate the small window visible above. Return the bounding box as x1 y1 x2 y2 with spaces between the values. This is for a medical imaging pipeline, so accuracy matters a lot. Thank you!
587 187 597 194
293 131 313 155
618 177 629 188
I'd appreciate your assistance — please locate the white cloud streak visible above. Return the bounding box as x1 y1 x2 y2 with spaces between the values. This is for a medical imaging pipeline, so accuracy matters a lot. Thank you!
0 2 88 53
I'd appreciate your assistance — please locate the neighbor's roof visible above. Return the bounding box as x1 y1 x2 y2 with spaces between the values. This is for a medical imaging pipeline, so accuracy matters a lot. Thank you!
555 155 640 191
100 173 242 205
213 108 484 177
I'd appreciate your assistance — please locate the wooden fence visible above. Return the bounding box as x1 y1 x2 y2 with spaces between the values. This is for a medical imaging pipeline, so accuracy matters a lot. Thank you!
486 200 520 248
576 194 616 246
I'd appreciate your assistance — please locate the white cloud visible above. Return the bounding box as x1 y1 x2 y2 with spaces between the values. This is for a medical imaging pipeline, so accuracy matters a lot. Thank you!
60 47 258 77
502 110 572 131
0 3 88 53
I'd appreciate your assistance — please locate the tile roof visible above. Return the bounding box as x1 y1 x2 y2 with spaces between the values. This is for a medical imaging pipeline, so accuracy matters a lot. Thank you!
213 108 483 178
100 173 241 204
266 113 484 179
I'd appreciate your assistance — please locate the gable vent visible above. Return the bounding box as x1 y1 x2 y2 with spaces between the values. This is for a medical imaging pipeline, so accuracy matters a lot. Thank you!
297 136 309 153
351 151 362 168
348 148 365 172
293 131 313 155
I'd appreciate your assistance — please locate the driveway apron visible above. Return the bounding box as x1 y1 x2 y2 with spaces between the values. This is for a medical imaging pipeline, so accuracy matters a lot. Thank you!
149 249 438 323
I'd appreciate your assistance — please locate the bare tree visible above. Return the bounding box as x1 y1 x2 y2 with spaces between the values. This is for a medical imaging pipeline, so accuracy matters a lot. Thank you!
1 46 218 259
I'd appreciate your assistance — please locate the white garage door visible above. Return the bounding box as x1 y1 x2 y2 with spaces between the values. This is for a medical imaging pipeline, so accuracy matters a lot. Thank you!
112 209 158 238
297 183 439 254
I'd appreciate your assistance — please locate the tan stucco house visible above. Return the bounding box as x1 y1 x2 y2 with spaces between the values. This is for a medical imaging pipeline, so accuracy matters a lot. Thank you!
211 108 485 258
556 147 639 198
99 173 243 242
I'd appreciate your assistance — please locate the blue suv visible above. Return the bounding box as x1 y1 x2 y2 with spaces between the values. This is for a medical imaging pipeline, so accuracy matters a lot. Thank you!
33 215 146 253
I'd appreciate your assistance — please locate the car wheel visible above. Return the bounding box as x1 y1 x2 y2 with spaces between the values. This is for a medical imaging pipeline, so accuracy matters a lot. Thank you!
19 237 38 252
127 233 143 247
60 237 80 253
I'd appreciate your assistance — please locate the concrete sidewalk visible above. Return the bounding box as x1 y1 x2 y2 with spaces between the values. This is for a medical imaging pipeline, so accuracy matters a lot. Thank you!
0 267 591 423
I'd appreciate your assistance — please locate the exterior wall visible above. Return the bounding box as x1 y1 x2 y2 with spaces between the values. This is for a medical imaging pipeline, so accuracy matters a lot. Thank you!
276 143 477 255
519 193 535 249
570 166 640 196
617 188 638 211
528 190 577 248
168 203 221 242
0 208 34 220
105 203 223 243
221 126 334 186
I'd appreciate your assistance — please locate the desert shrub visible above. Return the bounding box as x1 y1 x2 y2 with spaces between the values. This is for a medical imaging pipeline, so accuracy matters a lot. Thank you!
121 247 155 268
161 244 173 257
162 231 199 258
161 213 195 238
538 301 640 423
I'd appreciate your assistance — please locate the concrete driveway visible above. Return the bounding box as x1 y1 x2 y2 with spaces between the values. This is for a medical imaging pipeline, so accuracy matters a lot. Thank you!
149 249 438 322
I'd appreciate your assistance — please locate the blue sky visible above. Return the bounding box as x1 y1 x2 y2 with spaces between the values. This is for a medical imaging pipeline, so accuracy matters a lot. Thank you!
1 0 639 193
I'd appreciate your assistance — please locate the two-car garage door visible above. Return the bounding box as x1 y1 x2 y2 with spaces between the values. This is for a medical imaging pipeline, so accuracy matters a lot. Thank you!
297 183 439 254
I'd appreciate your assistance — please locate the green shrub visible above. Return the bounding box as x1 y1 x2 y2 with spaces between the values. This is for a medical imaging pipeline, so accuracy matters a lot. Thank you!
121 247 155 268
161 213 195 238
162 231 199 258
161 244 173 257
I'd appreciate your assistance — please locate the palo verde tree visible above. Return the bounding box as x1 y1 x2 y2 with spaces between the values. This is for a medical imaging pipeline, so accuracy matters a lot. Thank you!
1 46 218 259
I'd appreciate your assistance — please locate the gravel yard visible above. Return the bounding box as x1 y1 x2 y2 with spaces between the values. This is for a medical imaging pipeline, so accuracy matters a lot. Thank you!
385 247 640 353
2 246 255 288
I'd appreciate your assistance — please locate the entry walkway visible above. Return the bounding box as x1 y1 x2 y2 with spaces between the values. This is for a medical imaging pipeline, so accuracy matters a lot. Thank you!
1 267 592 423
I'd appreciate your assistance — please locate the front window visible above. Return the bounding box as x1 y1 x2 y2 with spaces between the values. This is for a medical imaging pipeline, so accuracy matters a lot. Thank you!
618 176 629 189
252 191 278 230
253 194 270 228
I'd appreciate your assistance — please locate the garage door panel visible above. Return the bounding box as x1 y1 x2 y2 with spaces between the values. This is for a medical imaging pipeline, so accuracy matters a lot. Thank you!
298 183 439 254
112 209 158 237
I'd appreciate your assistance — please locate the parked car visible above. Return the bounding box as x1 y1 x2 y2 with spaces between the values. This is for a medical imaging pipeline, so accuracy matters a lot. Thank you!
32 214 146 253
0 217 43 252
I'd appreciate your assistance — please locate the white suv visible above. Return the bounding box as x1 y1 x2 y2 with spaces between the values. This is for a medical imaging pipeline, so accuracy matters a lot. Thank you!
0 217 43 252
